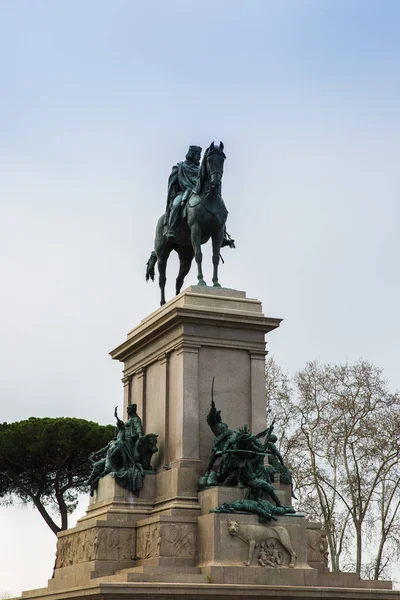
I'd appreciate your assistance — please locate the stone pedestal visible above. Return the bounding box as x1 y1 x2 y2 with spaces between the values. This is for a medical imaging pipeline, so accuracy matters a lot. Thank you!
15 287 396 600
197 486 315 585
134 514 198 567
111 286 281 469
109 286 281 519
198 481 292 515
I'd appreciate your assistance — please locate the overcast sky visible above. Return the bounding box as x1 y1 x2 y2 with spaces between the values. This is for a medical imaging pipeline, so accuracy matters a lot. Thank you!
1 0 399 595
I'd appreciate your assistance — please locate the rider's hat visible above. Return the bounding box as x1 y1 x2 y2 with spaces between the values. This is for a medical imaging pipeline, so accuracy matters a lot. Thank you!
188 145 202 153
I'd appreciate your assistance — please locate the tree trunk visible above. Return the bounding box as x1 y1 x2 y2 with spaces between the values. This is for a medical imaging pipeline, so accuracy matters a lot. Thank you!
355 523 362 576
374 536 385 580
54 481 69 531
32 498 60 535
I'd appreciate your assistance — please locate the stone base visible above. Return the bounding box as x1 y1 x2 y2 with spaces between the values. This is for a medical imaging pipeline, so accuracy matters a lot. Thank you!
198 512 309 569
134 514 198 566
198 481 293 515
81 462 202 525
198 567 392 589
13 285 396 599
200 565 318 586
81 472 156 525
19 580 396 600
42 478 393 596
46 470 203 592
49 479 140 589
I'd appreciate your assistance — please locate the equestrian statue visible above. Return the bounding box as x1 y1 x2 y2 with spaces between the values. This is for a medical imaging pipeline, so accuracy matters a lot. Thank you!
146 142 235 305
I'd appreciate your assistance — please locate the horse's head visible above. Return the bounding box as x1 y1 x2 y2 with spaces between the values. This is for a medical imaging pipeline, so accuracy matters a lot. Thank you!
206 141 226 189
194 141 226 195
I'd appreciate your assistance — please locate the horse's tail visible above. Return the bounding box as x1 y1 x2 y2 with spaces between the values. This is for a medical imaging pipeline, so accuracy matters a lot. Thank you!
145 250 157 282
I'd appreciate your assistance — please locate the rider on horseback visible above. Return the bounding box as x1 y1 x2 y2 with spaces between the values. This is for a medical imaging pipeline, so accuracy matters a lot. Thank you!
165 145 202 240
147 142 235 305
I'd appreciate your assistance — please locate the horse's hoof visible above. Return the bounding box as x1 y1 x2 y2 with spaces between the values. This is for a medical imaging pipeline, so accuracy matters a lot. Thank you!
197 279 207 286
213 282 221 288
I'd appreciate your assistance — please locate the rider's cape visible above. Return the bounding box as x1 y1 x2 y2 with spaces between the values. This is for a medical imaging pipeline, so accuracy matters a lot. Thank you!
166 160 200 215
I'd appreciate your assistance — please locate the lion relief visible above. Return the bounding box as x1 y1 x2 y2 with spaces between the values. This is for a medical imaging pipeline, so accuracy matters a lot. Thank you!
227 520 297 568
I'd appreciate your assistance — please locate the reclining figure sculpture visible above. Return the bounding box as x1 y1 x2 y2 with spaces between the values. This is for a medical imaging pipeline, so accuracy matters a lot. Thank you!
200 397 295 523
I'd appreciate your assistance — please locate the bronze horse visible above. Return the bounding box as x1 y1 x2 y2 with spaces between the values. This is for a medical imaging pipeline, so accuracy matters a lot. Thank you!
146 142 232 305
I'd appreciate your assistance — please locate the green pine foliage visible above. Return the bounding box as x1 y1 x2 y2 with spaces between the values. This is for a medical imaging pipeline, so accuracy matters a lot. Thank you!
0 417 114 534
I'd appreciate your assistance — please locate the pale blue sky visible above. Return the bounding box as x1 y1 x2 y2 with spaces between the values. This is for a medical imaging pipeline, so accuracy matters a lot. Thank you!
1 1 400 594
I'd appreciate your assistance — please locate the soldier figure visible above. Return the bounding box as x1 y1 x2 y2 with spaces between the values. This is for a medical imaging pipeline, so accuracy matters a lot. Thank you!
165 145 202 239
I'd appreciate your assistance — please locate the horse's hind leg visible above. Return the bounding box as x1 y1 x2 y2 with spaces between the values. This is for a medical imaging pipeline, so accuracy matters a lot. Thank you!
191 224 206 286
211 229 224 287
176 247 194 295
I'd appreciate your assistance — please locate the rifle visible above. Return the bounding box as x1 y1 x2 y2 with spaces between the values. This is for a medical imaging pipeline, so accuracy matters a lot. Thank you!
215 448 269 458
263 416 276 450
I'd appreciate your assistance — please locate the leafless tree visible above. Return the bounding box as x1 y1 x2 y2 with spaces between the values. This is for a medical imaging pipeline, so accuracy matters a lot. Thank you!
265 358 400 579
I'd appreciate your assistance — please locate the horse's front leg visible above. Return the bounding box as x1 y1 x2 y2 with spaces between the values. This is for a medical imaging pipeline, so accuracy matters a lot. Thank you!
157 247 172 305
157 257 167 305
211 229 224 287
191 224 206 286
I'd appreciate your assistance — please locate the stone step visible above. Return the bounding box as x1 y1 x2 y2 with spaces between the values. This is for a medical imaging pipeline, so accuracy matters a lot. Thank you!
95 569 208 584
127 572 208 583
97 565 202 579
124 565 202 574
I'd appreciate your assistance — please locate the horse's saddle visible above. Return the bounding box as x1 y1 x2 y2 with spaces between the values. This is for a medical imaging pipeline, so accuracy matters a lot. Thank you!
187 192 202 208
188 192 228 216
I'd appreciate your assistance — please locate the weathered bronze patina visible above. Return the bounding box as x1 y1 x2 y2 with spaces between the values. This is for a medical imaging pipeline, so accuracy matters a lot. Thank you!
200 400 295 523
87 404 158 495
165 145 202 239
146 142 235 305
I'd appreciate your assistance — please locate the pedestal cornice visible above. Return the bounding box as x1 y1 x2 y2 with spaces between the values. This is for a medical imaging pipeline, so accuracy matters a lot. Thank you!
110 286 281 365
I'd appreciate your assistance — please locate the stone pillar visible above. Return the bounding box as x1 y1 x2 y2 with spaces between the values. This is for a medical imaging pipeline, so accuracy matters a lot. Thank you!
250 350 268 432
176 342 200 461
136 368 146 431
158 354 169 464
122 375 131 414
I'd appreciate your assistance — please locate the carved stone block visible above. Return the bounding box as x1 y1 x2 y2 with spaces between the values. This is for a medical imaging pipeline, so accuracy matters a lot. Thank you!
134 515 198 564
306 527 329 566
198 511 310 569
136 523 162 559
227 519 296 567
55 524 134 569
56 528 96 568
94 527 134 561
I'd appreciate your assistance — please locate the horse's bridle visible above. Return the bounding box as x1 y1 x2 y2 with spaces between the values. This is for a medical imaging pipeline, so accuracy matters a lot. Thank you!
207 149 224 181
209 170 223 179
